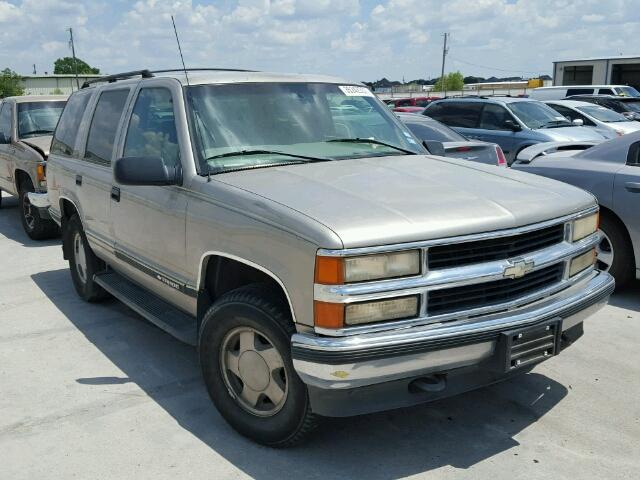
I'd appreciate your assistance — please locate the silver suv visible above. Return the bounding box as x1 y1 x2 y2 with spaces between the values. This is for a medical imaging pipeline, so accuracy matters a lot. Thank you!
39 69 614 446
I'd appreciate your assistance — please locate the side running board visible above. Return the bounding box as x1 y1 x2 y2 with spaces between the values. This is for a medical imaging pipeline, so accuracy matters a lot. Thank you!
94 271 197 345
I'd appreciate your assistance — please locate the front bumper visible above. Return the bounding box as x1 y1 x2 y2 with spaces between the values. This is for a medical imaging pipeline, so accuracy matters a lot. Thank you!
26 192 52 220
292 271 614 417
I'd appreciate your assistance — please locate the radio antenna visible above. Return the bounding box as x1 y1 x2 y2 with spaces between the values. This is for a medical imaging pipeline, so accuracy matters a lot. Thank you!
171 15 190 86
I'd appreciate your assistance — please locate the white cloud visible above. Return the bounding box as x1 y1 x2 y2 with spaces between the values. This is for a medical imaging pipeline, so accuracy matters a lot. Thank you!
0 0 638 82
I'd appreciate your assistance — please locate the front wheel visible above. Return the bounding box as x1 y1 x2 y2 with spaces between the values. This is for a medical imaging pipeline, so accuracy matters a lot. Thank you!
19 179 58 240
199 284 318 447
596 213 634 289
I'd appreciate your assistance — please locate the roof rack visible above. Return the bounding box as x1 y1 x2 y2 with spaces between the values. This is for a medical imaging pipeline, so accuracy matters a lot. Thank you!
82 69 154 88
80 67 258 89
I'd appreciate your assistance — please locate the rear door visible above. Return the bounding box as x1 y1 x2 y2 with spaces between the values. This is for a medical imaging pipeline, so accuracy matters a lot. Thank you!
77 86 134 257
427 101 483 139
476 103 517 157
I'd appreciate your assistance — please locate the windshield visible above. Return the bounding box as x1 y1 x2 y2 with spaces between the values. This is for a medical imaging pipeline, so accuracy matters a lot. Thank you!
17 101 66 138
403 117 466 142
621 99 640 112
186 83 423 174
506 101 572 129
576 105 627 123
618 86 640 97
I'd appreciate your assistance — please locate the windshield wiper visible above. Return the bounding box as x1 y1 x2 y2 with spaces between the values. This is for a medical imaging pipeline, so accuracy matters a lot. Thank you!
20 129 54 137
326 138 417 155
204 149 330 164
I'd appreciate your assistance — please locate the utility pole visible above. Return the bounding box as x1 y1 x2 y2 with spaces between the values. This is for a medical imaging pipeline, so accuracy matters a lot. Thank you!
67 27 80 90
440 32 449 96
32 64 36 75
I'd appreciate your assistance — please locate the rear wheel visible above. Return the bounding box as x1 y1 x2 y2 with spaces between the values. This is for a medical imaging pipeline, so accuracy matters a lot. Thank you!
65 214 110 302
596 213 634 288
19 178 58 240
199 284 318 447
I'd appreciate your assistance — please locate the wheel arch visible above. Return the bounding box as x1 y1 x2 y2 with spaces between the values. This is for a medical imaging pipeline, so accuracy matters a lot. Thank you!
196 252 297 329
599 205 636 264
59 196 82 260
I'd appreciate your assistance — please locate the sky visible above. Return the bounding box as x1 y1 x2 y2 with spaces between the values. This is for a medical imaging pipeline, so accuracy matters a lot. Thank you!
0 0 639 82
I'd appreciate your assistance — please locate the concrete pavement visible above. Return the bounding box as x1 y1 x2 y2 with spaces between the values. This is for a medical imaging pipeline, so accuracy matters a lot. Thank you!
0 191 638 479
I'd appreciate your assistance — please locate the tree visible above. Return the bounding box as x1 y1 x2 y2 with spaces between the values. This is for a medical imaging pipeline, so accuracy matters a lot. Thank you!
0 68 24 98
432 71 464 92
53 57 100 75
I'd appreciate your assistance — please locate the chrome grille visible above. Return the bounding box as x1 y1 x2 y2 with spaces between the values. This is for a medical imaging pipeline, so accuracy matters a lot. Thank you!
427 263 564 316
428 224 565 269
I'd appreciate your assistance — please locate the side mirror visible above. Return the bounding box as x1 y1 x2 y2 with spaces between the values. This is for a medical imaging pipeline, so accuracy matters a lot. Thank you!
504 120 522 132
423 140 446 156
114 156 180 186
572 118 584 126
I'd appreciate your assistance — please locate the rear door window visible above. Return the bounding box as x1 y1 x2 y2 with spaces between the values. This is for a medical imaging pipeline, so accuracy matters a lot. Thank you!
85 89 130 165
566 88 595 96
51 92 91 156
427 102 483 128
599 88 614 95
123 88 180 167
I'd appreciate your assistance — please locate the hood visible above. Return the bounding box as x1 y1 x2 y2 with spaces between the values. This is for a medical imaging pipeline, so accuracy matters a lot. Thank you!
21 135 53 158
613 122 640 134
538 127 605 142
215 155 595 248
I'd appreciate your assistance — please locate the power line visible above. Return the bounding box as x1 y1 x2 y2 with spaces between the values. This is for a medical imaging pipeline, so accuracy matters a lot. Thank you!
449 56 548 75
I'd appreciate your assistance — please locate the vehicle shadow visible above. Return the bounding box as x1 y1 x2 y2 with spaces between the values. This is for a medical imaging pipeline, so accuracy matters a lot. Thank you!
32 268 569 479
608 279 640 312
0 193 60 248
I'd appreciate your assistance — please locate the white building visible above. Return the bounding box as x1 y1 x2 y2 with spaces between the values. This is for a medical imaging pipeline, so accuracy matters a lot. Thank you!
19 74 103 95
553 55 640 89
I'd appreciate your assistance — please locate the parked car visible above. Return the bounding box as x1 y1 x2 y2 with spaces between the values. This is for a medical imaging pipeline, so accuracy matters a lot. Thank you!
0 95 67 238
512 134 640 287
393 106 425 113
38 69 613 446
390 96 441 108
423 97 606 163
545 99 640 139
566 94 640 121
530 85 640 100
397 112 507 166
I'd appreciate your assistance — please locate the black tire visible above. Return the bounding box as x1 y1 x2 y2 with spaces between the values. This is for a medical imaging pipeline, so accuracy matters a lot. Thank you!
199 284 318 447
65 214 110 302
597 213 634 289
18 178 59 240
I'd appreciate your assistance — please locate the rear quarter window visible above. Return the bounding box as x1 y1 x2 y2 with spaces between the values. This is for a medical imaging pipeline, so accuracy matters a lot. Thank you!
566 88 595 96
51 92 91 156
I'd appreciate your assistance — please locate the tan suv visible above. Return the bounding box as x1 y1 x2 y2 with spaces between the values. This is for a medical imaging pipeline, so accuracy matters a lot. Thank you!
0 95 67 239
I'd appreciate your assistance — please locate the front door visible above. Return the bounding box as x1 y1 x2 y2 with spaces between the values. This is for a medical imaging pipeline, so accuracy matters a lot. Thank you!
0 102 15 192
110 82 189 311
476 103 517 159
613 149 640 276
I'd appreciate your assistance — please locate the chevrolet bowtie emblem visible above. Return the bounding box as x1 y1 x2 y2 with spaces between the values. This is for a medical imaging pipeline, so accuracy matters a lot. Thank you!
503 259 535 279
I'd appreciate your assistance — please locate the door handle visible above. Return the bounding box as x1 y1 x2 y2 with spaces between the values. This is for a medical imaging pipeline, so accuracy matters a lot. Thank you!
111 186 121 202
625 181 640 193
75 174 82 186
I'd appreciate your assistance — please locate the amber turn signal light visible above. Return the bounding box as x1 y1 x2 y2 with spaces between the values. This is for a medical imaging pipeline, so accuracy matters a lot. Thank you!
313 301 344 329
314 256 344 285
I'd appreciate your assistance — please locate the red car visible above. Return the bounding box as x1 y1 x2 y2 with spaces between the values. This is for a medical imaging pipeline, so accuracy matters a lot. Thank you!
393 106 425 113
390 96 441 108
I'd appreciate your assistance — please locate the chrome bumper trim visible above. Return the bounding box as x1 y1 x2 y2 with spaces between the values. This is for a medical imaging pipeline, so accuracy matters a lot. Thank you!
26 192 51 209
292 271 613 389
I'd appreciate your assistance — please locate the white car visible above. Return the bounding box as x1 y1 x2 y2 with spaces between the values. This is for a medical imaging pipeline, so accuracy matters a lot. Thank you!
545 100 640 139
530 85 640 100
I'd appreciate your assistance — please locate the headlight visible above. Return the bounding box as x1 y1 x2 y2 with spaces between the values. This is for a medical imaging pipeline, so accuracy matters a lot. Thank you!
345 296 419 325
569 249 596 277
315 250 421 284
572 212 598 242
313 296 420 328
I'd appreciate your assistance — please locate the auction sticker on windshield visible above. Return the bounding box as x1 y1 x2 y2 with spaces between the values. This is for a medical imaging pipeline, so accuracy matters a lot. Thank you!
339 85 374 97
